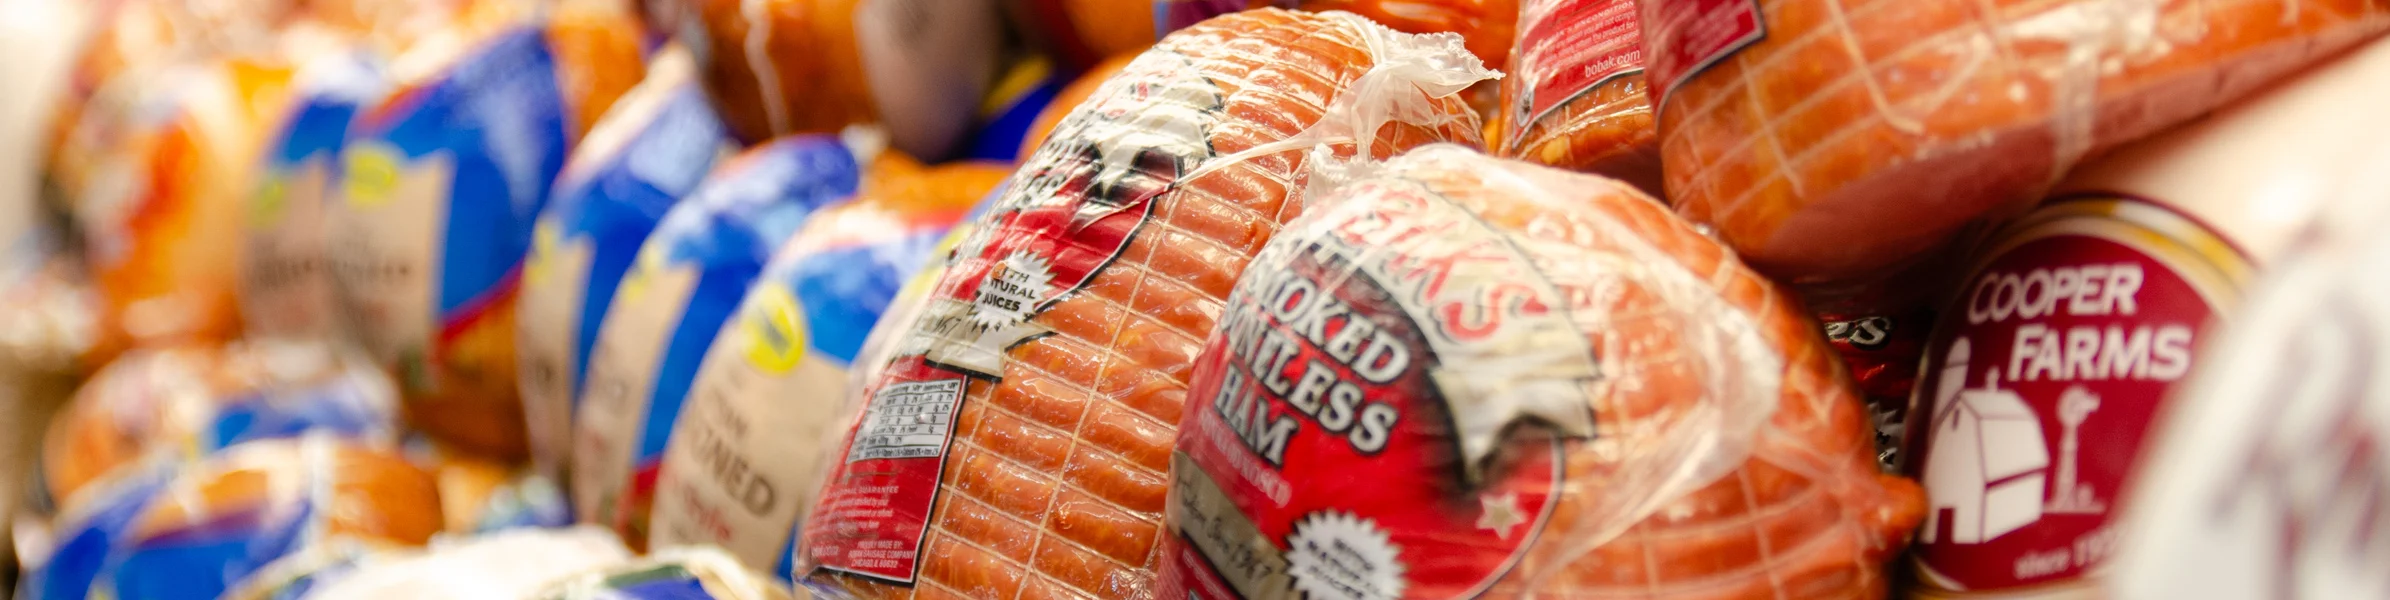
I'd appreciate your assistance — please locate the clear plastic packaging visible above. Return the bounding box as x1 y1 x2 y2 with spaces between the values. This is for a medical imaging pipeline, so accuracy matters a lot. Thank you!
1642 0 2390 286
519 45 732 482
1302 0 1519 82
1154 144 1921 598
792 9 1490 598
646 159 1005 575
327 8 646 460
1497 0 1658 194
569 135 862 551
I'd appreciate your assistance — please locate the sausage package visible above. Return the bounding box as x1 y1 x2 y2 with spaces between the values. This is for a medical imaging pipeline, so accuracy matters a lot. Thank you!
1643 0 2390 287
519 46 732 480
793 9 1491 597
1899 35 2390 598
51 57 297 363
1153 145 1922 598
570 135 863 550
329 9 646 460
1496 0 1657 194
244 48 386 340
678 0 1002 160
20 341 401 600
646 161 1004 575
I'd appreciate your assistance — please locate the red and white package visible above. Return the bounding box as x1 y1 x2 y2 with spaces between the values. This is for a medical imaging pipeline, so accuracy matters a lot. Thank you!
1157 145 1923 598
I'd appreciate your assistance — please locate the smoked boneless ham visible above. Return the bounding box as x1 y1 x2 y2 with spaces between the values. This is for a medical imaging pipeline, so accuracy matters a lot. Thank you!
1157 145 1925 599
794 9 1490 598
1645 0 2390 286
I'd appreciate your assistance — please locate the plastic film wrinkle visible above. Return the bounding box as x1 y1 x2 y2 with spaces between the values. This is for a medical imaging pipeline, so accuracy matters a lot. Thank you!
2004 0 2165 183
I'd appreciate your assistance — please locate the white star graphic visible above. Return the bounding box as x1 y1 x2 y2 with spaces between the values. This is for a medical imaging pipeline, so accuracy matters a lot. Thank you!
1477 492 1526 540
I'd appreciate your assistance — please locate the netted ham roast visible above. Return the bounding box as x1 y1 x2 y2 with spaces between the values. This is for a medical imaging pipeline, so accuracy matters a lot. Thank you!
1156 145 1924 599
1647 0 2390 285
794 9 1490 599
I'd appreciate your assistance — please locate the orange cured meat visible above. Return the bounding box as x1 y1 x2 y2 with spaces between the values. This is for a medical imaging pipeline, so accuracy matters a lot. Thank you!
1158 145 1923 598
1301 0 1520 67
797 9 1489 599
1498 0 1658 194
1648 0 2390 286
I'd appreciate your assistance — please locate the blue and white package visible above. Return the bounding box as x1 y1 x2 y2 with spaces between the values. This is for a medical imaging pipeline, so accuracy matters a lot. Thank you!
518 46 731 480
569 135 861 549
645 165 1005 576
242 49 384 339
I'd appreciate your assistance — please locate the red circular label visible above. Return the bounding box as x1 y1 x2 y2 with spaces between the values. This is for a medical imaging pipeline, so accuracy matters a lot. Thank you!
1904 198 2245 593
1158 182 1600 599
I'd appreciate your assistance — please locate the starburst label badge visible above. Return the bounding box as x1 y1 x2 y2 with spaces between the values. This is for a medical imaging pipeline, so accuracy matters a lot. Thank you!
804 48 1228 585
1158 180 1600 599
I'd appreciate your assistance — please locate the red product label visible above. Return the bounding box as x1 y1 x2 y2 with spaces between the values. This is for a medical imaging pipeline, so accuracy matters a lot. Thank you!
1157 180 1601 598
1507 0 1644 149
801 49 1225 584
1642 0 1765 102
1903 197 2248 594
1820 310 1931 469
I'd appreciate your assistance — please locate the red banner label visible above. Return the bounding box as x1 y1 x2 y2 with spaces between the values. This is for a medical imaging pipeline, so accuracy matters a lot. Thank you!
1508 0 1644 147
1643 0 1765 102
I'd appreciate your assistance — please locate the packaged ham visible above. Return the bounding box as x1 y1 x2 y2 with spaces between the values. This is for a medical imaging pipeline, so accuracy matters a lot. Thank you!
792 9 1491 597
1014 53 1129 159
647 160 1003 575
532 547 797 600
50 57 297 364
1496 0 1657 194
519 45 732 481
677 0 1001 159
328 8 646 460
244 47 384 341
1152 144 1922 599
570 135 863 550
1642 0 2390 287
1897 35 2390 598
2105 158 2390 600
1301 0 1518 73
89 438 443 600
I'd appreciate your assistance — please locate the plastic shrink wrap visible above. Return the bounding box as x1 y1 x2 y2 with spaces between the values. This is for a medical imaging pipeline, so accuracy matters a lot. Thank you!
2105 141 2390 600
248 525 632 600
1643 0 2390 288
49 54 296 364
646 161 1004 576
328 7 646 460
243 46 385 340
520 46 733 481
533 547 797 600
676 0 1002 160
1496 0 1657 194
1897 35 2390 599
1301 0 1518 76
570 135 862 550
1012 0 1291 72
791 9 1490 598
1153 145 1922 599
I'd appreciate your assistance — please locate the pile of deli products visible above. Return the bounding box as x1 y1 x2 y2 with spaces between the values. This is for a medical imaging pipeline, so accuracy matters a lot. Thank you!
0 0 2385 597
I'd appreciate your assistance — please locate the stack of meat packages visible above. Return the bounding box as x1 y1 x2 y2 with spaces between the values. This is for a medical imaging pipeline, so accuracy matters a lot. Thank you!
19 0 2390 597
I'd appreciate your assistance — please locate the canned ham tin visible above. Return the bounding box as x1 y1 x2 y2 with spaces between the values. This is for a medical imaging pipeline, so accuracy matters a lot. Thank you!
1899 35 2390 599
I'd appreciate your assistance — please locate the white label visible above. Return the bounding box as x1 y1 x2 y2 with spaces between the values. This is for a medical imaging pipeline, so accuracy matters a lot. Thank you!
244 157 339 338
650 283 856 567
572 252 699 526
518 220 596 478
328 143 446 391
